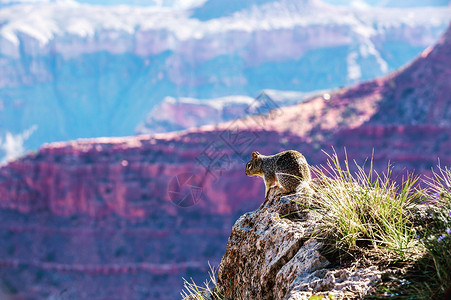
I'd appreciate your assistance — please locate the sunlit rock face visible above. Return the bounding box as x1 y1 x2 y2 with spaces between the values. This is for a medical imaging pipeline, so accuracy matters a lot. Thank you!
135 90 317 135
0 0 450 159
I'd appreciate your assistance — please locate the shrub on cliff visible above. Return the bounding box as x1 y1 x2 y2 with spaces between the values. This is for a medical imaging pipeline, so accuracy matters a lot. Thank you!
414 165 451 298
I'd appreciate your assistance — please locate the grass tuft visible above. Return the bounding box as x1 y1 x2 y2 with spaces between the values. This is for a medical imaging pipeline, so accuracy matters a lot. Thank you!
311 149 421 258
181 264 223 300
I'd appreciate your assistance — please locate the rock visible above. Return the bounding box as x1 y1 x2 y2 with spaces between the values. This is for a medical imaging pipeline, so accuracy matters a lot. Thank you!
217 190 382 299
285 266 382 299
136 92 313 135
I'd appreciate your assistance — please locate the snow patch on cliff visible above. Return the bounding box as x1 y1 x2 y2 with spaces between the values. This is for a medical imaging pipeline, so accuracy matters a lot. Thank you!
0 125 37 163
347 51 362 81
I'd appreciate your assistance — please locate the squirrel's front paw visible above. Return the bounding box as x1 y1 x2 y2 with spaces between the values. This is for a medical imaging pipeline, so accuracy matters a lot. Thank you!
265 188 272 200
266 187 280 200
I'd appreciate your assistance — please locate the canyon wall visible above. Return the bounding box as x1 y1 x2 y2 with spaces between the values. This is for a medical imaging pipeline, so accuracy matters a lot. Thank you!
1 0 450 157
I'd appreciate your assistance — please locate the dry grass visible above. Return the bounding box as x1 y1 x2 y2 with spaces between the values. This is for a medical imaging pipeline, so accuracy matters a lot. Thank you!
311 149 421 259
181 264 223 300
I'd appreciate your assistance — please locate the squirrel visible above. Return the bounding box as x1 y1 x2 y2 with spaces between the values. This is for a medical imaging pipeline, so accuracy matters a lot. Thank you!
245 150 311 200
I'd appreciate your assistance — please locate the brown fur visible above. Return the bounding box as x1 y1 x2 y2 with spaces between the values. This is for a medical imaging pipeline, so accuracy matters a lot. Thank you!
245 150 311 200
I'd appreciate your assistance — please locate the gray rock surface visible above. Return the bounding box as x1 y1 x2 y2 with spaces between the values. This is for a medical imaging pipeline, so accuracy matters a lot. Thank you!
216 188 383 299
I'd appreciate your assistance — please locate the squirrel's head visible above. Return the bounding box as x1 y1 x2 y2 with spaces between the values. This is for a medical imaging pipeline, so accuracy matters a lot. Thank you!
245 151 263 177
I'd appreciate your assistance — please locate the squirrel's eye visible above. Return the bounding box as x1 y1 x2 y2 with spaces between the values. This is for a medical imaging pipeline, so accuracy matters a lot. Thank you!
247 162 251 168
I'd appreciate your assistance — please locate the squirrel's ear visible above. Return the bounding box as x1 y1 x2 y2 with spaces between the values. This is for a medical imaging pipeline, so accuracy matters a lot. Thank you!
252 152 260 158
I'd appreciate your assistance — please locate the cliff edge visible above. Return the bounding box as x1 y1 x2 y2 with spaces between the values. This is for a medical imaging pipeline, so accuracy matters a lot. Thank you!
215 188 383 299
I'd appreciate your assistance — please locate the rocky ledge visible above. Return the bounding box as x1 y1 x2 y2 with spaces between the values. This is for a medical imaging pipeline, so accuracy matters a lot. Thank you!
216 188 383 299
